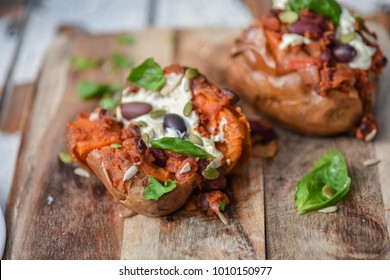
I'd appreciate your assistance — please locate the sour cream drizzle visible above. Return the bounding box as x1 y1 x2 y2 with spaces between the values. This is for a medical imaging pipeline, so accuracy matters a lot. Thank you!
118 73 225 159
337 8 376 70
274 0 376 70
272 0 288 10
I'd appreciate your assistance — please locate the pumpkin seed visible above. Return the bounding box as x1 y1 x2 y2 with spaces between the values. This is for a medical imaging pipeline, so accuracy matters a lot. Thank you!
135 120 147 127
150 109 166 119
322 184 335 199
149 129 156 139
59 151 73 164
365 129 377 142
179 162 191 174
142 133 150 146
353 14 365 24
363 158 381 167
123 165 138 181
110 143 122 149
202 168 220 180
340 32 356 44
217 212 228 225
188 133 203 146
185 68 199 79
318 206 338 213
74 167 90 178
183 101 193 116
278 10 299 24
119 209 137 218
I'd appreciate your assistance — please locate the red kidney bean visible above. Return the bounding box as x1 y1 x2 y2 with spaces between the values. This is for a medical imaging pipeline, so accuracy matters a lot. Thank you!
120 102 152 120
300 11 325 25
332 44 357 63
163 114 187 137
288 19 323 40
200 194 210 211
150 148 168 167
249 120 276 143
221 87 240 104
321 49 332 62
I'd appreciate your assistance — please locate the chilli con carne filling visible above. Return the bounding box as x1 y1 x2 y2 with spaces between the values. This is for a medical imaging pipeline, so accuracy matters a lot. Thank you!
231 0 386 140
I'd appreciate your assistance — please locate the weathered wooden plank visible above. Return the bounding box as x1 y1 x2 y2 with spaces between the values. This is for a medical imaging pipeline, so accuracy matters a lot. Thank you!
263 22 390 259
121 159 265 259
5 24 390 260
4 29 132 259
372 23 390 259
0 83 35 133
264 132 390 259
173 28 240 86
155 0 252 28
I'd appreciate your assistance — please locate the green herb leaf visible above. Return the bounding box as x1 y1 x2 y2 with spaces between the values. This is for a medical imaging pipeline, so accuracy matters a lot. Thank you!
71 56 102 70
294 150 351 214
111 53 134 70
144 176 176 200
116 34 136 45
76 81 123 100
127 58 166 91
219 201 227 211
288 0 342 26
59 151 73 164
99 96 119 110
150 137 214 158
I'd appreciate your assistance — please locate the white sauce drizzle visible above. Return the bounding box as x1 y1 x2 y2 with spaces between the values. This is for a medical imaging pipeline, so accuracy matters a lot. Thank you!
279 34 311 50
119 73 225 159
337 8 376 70
272 0 288 10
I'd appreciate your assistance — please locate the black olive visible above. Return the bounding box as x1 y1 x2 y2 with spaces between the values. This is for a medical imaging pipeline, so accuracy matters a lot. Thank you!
333 44 357 63
163 114 187 137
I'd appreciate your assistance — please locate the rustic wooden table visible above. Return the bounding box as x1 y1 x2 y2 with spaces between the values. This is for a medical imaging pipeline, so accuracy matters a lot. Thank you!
1 0 390 260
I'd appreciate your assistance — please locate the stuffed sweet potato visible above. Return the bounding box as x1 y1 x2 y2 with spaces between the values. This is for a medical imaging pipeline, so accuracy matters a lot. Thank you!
65 59 251 217
227 0 386 139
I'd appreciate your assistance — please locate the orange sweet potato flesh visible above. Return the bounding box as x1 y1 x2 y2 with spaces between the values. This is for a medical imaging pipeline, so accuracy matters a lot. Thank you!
65 111 122 170
191 75 251 173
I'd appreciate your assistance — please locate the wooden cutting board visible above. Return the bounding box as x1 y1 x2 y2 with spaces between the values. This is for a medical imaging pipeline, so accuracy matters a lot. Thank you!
4 25 390 259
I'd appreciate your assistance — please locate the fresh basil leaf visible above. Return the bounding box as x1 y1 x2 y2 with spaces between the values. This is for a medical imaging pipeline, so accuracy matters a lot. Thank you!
71 56 102 70
76 81 123 100
144 176 176 200
294 150 351 214
127 58 166 91
116 34 136 46
288 0 342 26
111 53 134 70
150 137 214 158
99 96 119 110
219 201 227 211
107 83 123 93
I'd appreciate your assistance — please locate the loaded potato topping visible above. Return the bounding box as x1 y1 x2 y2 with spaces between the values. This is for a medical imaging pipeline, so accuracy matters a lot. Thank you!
253 0 387 139
66 59 251 218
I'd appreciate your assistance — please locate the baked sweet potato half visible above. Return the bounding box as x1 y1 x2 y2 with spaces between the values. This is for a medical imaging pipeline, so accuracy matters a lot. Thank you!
65 60 251 217
227 1 386 139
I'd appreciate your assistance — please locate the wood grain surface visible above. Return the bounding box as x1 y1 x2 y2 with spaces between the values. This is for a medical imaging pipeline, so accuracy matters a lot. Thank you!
4 25 390 259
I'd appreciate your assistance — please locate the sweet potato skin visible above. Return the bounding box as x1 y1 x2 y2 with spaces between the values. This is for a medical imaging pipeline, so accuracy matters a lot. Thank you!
86 148 198 216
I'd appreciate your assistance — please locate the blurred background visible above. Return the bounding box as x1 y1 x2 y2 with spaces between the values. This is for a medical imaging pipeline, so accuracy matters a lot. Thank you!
0 0 390 211
1 0 390 88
